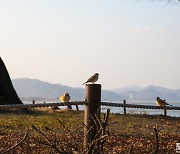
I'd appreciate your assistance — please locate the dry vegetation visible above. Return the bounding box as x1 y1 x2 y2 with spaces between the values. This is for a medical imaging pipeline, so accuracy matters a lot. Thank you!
0 107 179 153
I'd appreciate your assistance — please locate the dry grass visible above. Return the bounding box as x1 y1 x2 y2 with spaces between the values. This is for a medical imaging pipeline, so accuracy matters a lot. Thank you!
0 108 179 153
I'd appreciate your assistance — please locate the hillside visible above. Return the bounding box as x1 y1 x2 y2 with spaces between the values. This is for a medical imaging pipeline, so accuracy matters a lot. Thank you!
115 85 180 101
12 78 122 101
12 78 180 102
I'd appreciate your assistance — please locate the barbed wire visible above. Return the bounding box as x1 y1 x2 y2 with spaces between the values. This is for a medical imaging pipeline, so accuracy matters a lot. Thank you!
0 101 180 111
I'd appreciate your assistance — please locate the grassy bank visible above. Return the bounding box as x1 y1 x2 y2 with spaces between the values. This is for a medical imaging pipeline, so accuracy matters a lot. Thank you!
0 108 179 153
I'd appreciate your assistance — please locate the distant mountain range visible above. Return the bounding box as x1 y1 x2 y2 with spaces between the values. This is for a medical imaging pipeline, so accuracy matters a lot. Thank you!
12 78 180 102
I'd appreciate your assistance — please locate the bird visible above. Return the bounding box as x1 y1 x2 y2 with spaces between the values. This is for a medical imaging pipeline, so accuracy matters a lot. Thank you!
82 73 99 85
156 97 172 106
59 93 72 109
59 93 70 102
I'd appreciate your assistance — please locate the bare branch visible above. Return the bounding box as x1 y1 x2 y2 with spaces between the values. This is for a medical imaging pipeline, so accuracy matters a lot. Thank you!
128 142 134 154
83 134 108 154
31 125 62 153
152 127 160 154
1 129 30 154
57 118 70 132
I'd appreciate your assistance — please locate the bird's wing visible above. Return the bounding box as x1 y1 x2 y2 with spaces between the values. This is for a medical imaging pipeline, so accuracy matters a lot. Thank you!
86 75 94 82
156 99 165 106
82 75 94 85
65 95 70 102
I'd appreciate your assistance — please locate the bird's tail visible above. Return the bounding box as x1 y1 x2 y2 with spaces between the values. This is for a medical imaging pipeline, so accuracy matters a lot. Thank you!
166 103 172 106
82 82 86 85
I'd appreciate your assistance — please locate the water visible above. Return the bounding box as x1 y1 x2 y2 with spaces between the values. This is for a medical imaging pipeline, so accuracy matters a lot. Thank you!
24 101 180 117
102 101 180 117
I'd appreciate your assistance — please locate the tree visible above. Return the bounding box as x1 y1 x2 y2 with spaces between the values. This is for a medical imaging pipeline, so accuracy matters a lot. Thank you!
0 57 22 105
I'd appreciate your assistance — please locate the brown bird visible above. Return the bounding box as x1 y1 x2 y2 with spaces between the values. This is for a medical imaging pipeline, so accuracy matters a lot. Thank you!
82 73 99 85
156 97 172 106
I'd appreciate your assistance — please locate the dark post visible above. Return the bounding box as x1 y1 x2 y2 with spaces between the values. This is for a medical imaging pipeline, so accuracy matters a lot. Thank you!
84 84 101 152
33 100 35 104
164 106 167 116
123 100 126 114
75 104 79 111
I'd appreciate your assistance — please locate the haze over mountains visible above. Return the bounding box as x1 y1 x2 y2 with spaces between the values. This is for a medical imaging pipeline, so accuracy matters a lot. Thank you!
12 78 180 102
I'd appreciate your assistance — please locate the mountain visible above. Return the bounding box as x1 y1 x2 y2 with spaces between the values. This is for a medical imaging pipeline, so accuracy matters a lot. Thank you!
12 78 83 101
114 86 142 93
115 85 180 101
12 78 180 102
12 78 122 102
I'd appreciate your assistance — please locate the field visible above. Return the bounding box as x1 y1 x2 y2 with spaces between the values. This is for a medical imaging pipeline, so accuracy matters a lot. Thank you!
0 108 179 153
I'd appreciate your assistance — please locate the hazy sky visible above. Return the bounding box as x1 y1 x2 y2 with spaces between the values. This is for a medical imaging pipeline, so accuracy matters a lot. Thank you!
0 0 180 90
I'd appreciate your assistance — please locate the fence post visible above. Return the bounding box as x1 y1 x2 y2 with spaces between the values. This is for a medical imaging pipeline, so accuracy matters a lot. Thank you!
33 100 35 104
164 106 167 116
75 104 79 111
84 84 101 153
123 100 126 114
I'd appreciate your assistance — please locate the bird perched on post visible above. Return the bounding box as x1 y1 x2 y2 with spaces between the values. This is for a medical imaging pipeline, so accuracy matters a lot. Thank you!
82 73 99 85
156 97 172 106
59 93 72 109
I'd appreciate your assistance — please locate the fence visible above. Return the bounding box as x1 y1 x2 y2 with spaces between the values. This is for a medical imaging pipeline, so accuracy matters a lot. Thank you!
0 101 180 115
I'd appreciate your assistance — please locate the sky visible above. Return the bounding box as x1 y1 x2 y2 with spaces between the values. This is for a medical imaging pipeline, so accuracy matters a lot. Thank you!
0 0 180 90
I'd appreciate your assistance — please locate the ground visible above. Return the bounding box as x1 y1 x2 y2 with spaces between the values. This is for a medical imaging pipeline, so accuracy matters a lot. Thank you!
0 108 179 153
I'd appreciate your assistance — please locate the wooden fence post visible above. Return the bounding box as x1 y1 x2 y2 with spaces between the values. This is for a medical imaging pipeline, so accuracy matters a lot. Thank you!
84 84 101 153
123 100 126 114
75 104 79 111
164 106 167 116
33 100 35 104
